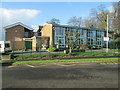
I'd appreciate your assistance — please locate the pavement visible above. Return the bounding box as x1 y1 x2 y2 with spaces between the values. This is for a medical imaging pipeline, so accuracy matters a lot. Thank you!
2 61 119 88
12 51 63 55
11 49 119 56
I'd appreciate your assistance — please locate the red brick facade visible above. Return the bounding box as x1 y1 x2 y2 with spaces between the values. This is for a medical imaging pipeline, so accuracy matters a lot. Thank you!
5 25 33 51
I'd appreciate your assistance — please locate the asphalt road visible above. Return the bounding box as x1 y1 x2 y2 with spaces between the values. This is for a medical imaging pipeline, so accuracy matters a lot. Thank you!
2 63 119 88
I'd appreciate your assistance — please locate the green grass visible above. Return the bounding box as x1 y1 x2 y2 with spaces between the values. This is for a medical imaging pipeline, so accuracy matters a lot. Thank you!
109 49 120 53
13 58 119 65
72 52 118 56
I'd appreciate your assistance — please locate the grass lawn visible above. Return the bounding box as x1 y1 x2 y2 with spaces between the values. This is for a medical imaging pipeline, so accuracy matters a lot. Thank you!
72 52 118 56
12 58 119 65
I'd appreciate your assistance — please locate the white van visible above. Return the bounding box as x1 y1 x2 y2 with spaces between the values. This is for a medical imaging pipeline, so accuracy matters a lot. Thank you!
0 41 12 54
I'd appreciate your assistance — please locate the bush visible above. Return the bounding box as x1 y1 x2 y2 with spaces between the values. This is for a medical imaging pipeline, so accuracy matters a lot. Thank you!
48 47 57 52
15 54 47 60
80 44 88 49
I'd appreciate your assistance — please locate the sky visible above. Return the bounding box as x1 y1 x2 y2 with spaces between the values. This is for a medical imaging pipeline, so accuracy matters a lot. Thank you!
0 2 113 40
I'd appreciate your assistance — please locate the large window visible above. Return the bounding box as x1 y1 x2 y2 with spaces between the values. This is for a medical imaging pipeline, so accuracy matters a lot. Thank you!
55 36 65 45
55 27 64 35
96 31 102 37
87 30 93 37
77 29 83 36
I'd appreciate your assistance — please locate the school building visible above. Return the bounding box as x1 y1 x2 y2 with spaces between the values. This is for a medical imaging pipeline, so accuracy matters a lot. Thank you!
4 22 114 51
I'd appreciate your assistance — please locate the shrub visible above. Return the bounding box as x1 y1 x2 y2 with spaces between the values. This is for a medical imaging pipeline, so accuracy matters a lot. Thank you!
14 54 47 60
80 44 88 49
48 47 57 52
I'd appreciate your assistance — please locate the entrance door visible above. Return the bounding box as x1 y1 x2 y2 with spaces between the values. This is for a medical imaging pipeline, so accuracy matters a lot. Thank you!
25 41 32 50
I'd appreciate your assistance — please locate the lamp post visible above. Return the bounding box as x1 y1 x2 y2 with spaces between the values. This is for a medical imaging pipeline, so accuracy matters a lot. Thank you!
106 14 109 52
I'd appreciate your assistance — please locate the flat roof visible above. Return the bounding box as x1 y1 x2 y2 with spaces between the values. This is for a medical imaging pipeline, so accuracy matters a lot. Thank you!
52 24 114 32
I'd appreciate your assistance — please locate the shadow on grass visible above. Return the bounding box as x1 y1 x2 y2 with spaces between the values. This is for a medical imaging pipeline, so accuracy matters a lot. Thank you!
2 61 15 66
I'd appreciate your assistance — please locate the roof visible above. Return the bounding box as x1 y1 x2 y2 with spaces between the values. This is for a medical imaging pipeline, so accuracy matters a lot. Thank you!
53 24 108 31
32 36 50 38
3 22 33 30
43 23 108 32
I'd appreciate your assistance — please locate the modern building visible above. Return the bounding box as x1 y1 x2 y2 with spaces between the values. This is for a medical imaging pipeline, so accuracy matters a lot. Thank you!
4 22 114 51
41 23 113 49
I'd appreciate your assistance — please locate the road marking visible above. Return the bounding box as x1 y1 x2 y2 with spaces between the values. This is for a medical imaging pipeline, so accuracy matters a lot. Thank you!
54 63 95 67
25 63 96 68
7 65 16 68
107 63 114 64
100 63 106 64
26 64 35 68
100 62 119 65
7 62 119 68
25 64 51 68
56 64 76 67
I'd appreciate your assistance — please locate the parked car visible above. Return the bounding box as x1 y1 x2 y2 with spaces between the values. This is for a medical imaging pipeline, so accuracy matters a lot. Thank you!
0 41 12 54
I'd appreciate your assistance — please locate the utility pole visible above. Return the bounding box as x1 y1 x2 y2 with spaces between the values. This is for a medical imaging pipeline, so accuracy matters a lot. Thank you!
106 14 109 52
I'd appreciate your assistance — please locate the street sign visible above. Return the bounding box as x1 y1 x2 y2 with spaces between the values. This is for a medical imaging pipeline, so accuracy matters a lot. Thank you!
104 37 109 41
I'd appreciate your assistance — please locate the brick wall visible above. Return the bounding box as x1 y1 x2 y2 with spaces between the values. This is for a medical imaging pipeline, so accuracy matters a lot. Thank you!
41 24 53 47
6 25 25 51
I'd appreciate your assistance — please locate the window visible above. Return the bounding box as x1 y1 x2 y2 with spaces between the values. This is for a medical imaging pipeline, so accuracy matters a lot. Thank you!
55 36 65 45
0 44 1 48
96 31 102 37
87 31 93 37
25 32 28 37
65 27 68 32
87 38 93 45
59 39 64 45
56 27 64 35
78 39 83 44
80 29 84 35
55 36 58 44
25 32 29 38
97 41 101 45
5 43 10 48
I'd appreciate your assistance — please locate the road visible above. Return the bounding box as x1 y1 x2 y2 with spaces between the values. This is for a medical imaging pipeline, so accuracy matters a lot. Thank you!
2 62 119 88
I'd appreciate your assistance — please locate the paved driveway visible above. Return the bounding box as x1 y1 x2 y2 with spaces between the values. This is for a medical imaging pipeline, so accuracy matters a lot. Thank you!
2 62 119 88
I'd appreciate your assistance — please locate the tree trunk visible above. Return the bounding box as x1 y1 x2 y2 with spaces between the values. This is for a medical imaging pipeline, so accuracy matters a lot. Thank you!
69 47 72 54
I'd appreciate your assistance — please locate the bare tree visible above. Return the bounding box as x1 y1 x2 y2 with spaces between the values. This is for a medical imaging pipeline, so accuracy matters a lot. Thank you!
111 2 120 49
111 2 120 32
90 4 109 30
46 18 60 24
83 17 97 29
65 31 80 54
67 16 82 27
